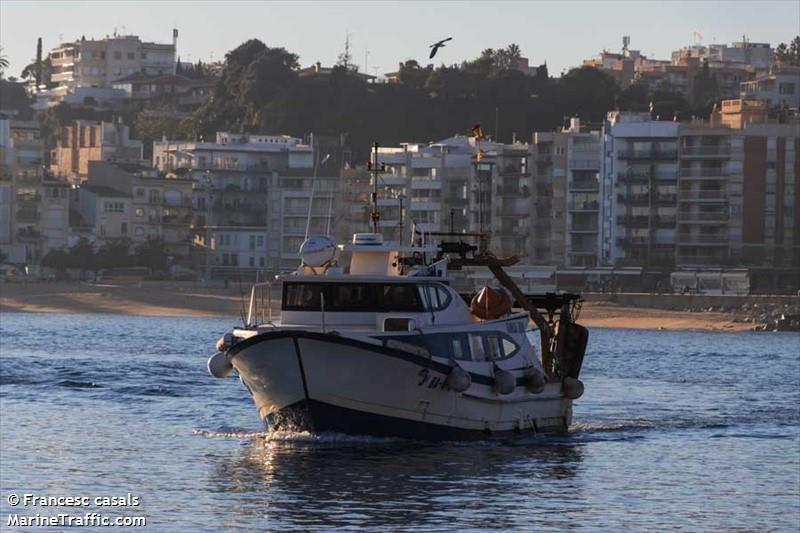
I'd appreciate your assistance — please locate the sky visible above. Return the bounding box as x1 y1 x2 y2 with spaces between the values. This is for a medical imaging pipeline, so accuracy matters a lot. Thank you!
1 0 798 78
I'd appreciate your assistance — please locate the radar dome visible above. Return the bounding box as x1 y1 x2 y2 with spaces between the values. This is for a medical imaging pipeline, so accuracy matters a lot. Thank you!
299 236 339 267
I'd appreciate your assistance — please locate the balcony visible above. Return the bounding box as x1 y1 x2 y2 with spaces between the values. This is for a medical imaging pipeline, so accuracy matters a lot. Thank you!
654 215 676 228
617 170 651 184
569 179 599 192
618 148 678 160
617 215 649 227
679 167 731 179
568 200 599 211
655 193 677 204
677 232 728 245
16 193 42 203
680 145 731 158
616 236 649 247
161 214 192 225
570 223 598 233
678 211 729 223
678 190 727 202
569 159 601 170
16 228 41 241
496 185 531 197
15 209 39 222
617 193 649 205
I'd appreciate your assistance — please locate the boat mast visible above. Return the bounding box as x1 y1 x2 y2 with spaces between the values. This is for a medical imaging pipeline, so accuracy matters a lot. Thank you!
369 142 380 233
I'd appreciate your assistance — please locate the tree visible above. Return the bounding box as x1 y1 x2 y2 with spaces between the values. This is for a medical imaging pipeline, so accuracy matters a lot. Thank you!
618 82 650 112
96 239 133 270
67 238 97 273
0 47 9 78
775 36 800 65
692 60 720 117
135 237 169 272
42 249 70 276
397 59 432 90
557 66 619 122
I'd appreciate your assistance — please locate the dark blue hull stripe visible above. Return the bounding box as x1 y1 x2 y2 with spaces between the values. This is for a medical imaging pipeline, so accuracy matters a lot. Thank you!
266 399 566 441
229 330 536 388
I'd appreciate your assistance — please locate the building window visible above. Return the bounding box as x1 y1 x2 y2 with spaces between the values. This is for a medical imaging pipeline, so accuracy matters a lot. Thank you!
121 222 128 235
103 201 125 213
249 256 255 267
259 257 265 267
127 52 135 60
135 227 145 236
141 52 147 59
135 207 145 217
135 188 145 197
113 51 122 60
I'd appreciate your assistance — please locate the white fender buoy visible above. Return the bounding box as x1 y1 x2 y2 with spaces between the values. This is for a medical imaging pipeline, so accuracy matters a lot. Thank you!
446 365 471 392
492 367 515 395
216 332 235 352
207 351 233 379
562 377 585 399
524 367 546 394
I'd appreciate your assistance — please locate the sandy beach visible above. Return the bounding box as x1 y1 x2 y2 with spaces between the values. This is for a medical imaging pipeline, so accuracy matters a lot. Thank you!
0 281 759 331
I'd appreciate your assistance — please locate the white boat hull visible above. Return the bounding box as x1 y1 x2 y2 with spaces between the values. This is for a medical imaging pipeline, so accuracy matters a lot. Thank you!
229 331 573 440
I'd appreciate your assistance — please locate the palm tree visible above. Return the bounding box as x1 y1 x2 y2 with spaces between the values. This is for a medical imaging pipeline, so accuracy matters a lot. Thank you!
0 47 9 78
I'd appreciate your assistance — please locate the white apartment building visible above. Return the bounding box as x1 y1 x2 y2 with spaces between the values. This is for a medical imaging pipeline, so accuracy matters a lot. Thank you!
0 118 70 266
600 112 680 268
49 33 177 92
671 42 774 70
153 132 330 274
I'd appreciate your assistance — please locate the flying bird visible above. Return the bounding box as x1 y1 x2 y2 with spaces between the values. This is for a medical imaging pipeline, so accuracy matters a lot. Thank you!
429 37 453 59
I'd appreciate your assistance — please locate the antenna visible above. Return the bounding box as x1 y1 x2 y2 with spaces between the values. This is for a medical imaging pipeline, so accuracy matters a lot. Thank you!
369 142 380 233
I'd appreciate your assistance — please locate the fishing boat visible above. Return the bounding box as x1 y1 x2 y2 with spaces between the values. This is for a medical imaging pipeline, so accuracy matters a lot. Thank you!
207 144 589 441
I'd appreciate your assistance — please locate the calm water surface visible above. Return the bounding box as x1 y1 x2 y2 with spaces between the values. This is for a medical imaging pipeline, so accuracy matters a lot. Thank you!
1 312 798 531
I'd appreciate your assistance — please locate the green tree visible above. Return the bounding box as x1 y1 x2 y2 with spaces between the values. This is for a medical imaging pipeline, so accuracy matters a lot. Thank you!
397 60 432 90
96 239 133 270
618 82 650 112
42 249 70 276
135 237 169 272
67 238 97 273
557 66 619 122
692 60 720 117
0 47 9 78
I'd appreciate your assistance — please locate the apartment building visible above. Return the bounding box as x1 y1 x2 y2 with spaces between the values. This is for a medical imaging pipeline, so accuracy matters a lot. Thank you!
740 65 800 111
674 101 799 290
85 161 194 258
601 112 680 268
153 132 332 274
372 136 544 259
0 118 69 266
51 120 144 183
374 136 492 242
75 185 132 241
671 42 774 70
49 33 176 92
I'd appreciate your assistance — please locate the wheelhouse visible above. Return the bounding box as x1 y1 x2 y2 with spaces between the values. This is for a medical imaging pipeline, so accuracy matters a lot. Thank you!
281 280 452 313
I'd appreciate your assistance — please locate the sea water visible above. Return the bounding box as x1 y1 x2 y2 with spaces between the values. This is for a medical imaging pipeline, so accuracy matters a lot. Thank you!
0 313 798 531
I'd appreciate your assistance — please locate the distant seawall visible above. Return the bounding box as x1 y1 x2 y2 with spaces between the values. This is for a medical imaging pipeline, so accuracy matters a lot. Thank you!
585 292 799 311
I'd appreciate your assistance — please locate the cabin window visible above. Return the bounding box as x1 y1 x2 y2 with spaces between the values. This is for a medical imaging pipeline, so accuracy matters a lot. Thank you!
381 284 419 311
333 284 374 310
419 283 451 311
283 282 422 312
284 283 323 310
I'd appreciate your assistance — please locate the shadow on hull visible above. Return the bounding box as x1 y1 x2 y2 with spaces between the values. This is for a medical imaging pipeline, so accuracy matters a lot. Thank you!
267 399 569 441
